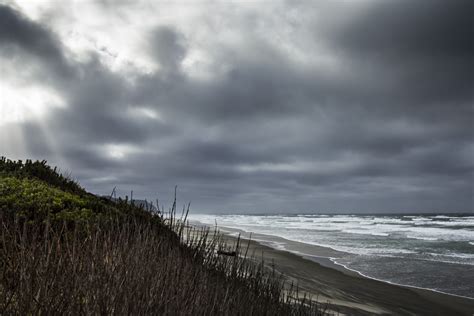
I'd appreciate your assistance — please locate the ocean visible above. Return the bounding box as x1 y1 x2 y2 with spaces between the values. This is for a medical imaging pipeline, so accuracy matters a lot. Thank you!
189 213 474 298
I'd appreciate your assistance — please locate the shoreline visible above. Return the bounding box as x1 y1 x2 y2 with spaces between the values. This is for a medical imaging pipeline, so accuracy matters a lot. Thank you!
197 223 474 315
216 225 474 301
329 255 474 302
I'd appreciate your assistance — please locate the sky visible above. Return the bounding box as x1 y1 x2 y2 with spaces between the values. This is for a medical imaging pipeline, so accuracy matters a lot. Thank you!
0 0 472 214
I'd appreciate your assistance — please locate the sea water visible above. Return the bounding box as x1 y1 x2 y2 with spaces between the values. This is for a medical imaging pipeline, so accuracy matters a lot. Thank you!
189 214 474 298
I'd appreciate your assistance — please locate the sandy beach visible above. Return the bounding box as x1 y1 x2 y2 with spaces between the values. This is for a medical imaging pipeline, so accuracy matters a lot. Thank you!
216 228 474 315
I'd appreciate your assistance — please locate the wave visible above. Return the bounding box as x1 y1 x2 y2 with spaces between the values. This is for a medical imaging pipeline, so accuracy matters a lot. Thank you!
439 252 474 260
406 235 438 241
190 214 474 243
342 229 389 237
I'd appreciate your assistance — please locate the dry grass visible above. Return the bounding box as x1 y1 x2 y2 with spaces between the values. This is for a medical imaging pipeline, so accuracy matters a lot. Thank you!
0 210 325 315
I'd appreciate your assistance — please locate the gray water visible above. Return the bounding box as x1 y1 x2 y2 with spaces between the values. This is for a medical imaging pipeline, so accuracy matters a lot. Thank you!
190 213 474 298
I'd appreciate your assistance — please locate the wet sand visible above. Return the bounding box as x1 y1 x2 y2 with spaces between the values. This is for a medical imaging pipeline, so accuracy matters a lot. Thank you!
216 227 474 315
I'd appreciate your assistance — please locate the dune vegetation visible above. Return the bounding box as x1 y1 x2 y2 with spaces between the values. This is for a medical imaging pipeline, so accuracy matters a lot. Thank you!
0 157 324 315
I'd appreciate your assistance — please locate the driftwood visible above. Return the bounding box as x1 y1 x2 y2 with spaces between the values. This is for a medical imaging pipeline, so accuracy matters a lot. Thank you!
217 250 237 257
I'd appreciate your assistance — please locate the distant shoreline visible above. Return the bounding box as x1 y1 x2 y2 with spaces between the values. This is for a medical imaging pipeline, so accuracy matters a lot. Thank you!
193 212 474 217
191 221 474 315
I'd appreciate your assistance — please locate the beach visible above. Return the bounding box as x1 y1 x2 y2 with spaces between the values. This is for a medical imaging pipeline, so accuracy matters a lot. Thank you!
216 228 474 315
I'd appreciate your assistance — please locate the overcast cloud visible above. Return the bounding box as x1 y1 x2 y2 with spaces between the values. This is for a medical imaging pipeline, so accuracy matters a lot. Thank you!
0 0 472 213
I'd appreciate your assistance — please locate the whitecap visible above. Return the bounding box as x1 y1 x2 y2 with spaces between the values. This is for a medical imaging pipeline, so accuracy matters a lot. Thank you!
406 235 438 241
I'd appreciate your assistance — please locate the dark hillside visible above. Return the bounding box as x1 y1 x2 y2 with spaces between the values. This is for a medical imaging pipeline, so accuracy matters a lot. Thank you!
0 157 323 315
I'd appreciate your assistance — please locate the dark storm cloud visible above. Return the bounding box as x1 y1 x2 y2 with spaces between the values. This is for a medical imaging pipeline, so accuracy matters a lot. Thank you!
0 3 174 178
51 58 161 144
3 1 473 213
0 4 75 81
321 0 474 108
0 6 171 146
150 26 187 72
328 0 474 59
131 55 307 121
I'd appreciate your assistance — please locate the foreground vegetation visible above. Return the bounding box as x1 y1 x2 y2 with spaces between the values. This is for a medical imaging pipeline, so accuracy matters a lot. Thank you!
0 157 324 315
